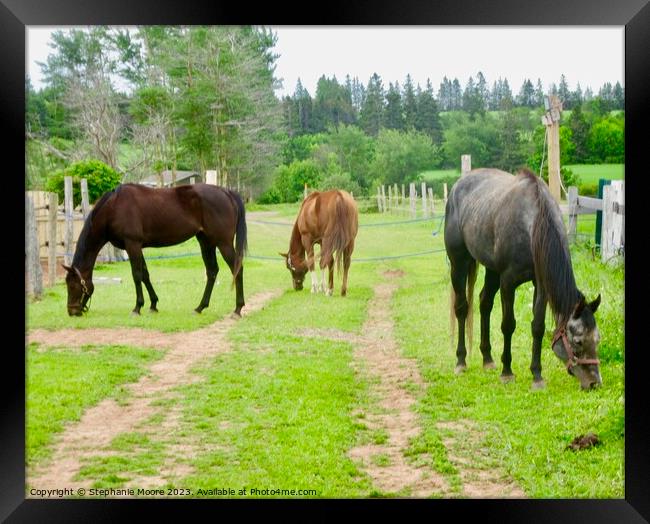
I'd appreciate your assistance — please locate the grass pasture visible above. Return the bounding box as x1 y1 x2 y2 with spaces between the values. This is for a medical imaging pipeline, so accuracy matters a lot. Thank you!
26 198 624 499
565 164 624 184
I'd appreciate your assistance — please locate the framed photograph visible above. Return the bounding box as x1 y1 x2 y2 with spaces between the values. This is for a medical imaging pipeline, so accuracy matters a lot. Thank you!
7 0 647 521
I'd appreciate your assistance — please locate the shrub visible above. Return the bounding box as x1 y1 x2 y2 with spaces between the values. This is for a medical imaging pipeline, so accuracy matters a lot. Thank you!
46 159 122 208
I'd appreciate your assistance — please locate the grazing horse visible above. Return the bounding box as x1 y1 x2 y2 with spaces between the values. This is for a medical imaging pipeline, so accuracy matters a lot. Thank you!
63 183 247 317
444 168 602 390
280 189 358 296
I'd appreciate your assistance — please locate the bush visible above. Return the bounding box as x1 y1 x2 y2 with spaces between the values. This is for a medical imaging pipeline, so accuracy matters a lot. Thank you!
577 182 599 197
46 159 122 208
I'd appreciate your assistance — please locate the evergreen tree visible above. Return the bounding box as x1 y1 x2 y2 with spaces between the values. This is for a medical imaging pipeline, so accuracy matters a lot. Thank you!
535 78 545 107
294 78 313 134
499 78 513 110
612 81 624 110
517 79 536 108
359 72 384 136
462 75 484 118
476 71 489 111
558 74 571 106
383 81 404 130
415 79 442 143
438 76 452 111
567 102 590 163
451 78 462 110
403 74 418 128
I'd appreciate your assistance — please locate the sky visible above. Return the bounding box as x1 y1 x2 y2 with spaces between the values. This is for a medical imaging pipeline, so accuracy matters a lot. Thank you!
27 26 624 97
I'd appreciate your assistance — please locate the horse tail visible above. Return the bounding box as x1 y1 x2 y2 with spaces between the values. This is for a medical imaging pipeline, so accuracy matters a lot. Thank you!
229 190 248 285
325 192 357 273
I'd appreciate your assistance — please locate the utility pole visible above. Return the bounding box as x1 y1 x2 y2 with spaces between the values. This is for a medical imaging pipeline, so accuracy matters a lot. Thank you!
541 94 562 203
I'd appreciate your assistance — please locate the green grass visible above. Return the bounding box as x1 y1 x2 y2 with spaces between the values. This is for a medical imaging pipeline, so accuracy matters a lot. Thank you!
419 169 460 182
26 343 165 469
390 244 624 498
566 164 624 184
26 201 624 498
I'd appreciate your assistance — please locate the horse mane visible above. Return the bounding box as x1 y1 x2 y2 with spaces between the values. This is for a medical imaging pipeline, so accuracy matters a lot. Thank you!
525 169 583 324
72 187 117 267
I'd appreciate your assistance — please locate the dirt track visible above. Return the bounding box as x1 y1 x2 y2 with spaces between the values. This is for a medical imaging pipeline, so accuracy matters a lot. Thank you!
28 274 525 498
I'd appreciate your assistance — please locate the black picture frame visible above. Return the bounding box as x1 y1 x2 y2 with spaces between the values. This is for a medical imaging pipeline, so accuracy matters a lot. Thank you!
4 0 648 521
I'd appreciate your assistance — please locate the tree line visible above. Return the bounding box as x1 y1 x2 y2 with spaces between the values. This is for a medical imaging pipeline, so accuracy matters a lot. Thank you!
26 26 624 203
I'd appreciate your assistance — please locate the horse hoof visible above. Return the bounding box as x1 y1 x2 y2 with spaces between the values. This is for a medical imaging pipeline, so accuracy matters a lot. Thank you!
531 380 546 390
130 311 141 317
483 361 496 370
500 374 515 384
150 308 158 314
454 365 467 375
326 289 333 297
193 309 202 315
230 311 242 320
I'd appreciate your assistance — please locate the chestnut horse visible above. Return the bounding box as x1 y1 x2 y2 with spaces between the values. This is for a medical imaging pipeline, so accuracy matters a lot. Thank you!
63 183 247 317
280 190 358 296
444 168 602 390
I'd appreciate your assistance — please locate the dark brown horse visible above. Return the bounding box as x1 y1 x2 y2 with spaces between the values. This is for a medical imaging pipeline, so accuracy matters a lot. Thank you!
64 183 247 317
280 189 358 296
444 168 602 390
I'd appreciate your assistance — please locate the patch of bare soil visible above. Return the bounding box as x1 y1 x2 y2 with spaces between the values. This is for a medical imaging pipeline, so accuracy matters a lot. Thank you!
437 420 526 498
345 275 449 497
27 290 280 495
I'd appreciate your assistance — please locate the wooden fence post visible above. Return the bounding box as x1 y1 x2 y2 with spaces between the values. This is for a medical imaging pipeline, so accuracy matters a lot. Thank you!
376 186 383 213
26 194 43 298
428 187 435 216
421 182 427 217
567 186 578 243
64 176 74 266
381 185 387 213
48 192 58 286
387 185 392 212
443 183 448 205
601 181 624 264
409 183 416 219
80 178 90 219
461 154 472 176
401 184 406 215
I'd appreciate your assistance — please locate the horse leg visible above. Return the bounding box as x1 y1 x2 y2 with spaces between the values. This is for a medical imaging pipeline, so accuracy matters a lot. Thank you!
324 257 334 297
303 239 318 294
479 268 500 369
450 257 471 374
124 241 146 315
499 279 517 382
530 282 548 389
141 257 159 312
217 241 245 316
341 241 354 297
195 235 219 314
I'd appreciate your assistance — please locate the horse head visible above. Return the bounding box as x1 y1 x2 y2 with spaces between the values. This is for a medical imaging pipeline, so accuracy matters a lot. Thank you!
279 252 308 291
552 295 602 390
63 264 94 316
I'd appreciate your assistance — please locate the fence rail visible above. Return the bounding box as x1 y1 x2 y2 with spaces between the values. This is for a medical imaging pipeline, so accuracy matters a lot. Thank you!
562 180 624 263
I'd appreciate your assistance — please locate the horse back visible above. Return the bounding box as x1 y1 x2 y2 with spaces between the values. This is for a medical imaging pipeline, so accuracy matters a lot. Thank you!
446 169 538 273
298 190 358 241
105 183 235 247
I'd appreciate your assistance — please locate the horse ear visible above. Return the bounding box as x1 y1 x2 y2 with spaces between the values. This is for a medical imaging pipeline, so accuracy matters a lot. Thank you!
588 294 601 314
572 297 587 319
62 264 72 272
279 252 288 258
